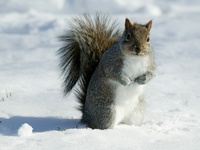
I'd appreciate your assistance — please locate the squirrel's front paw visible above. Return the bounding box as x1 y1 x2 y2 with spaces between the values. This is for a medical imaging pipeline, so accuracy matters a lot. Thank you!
134 74 146 85
121 74 132 86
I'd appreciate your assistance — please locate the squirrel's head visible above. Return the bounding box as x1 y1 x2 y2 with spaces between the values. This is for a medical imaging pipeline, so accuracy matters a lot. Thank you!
121 18 152 56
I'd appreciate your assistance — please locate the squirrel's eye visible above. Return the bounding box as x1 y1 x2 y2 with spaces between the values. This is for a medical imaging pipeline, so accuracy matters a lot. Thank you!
126 33 131 41
147 37 150 42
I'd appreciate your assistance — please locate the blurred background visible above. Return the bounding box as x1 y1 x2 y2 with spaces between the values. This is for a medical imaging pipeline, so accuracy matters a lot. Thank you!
1 0 199 17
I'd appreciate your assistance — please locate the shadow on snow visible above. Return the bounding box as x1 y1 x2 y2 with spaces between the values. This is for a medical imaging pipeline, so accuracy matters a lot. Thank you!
0 116 81 136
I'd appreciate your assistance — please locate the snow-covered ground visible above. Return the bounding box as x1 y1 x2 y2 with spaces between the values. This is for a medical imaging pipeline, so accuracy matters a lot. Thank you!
0 0 200 149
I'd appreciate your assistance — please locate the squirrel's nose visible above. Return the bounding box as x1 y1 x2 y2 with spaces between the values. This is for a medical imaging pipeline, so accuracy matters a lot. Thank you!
135 46 140 54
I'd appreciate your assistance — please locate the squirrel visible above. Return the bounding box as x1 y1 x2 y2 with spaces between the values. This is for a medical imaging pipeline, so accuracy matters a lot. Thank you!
58 13 156 129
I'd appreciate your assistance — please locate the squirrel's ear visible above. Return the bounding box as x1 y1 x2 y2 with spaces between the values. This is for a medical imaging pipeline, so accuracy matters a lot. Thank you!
125 18 133 29
146 20 152 31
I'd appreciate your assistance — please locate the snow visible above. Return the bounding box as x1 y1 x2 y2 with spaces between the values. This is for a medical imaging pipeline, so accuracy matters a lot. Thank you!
0 0 200 149
18 123 33 137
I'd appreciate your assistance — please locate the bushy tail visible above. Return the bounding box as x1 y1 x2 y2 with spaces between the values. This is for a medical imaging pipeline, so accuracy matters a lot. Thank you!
58 13 120 111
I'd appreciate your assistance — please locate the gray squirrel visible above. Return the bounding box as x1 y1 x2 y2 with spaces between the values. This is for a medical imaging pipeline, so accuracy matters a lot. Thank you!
58 13 156 129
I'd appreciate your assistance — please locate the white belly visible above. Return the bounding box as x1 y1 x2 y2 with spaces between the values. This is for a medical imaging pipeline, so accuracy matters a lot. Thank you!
112 55 149 126
123 55 149 79
113 83 145 125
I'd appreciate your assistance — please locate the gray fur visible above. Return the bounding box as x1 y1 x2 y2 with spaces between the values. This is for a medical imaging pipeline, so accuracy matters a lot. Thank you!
58 13 120 111
82 42 124 129
81 19 156 129
82 41 155 129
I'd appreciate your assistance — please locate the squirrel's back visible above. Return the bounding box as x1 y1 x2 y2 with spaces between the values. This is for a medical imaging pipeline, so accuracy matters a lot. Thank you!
58 13 120 111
